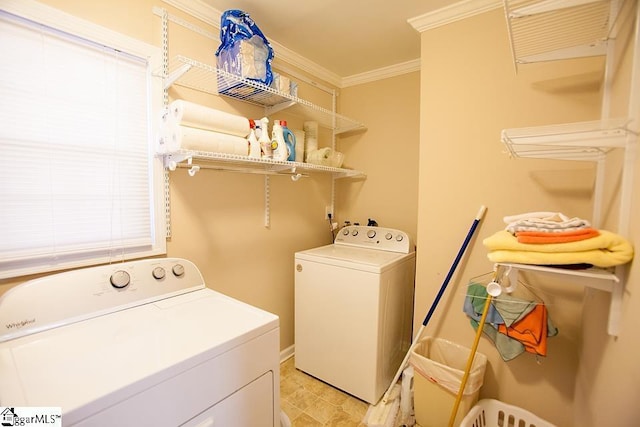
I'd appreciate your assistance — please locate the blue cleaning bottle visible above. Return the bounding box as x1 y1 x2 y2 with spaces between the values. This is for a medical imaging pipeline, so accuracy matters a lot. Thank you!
281 121 296 161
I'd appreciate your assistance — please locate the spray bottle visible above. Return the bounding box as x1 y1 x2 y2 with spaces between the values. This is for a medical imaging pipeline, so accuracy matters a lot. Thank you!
271 120 287 161
248 119 260 158
258 117 272 159
281 120 296 161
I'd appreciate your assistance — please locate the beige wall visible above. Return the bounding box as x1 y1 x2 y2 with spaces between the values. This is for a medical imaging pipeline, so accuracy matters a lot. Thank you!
0 0 420 356
416 5 639 427
337 73 420 238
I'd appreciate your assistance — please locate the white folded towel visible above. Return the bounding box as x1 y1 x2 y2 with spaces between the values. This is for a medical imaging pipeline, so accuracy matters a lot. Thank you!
503 212 591 234
503 212 566 224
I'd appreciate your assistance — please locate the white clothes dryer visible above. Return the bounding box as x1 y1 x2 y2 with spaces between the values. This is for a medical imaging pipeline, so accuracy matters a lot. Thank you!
0 258 281 426
294 226 415 404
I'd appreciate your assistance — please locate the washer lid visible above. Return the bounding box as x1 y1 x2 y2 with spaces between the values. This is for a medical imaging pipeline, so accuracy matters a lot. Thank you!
0 288 278 423
295 244 414 273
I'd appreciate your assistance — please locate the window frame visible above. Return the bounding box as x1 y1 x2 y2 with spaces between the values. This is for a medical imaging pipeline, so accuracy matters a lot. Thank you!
0 0 166 279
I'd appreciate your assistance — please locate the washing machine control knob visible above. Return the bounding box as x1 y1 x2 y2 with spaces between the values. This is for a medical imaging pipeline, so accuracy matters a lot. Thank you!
152 267 166 280
396 235 404 242
367 230 376 238
351 230 359 236
172 264 185 277
342 229 350 236
110 270 130 289
385 233 393 240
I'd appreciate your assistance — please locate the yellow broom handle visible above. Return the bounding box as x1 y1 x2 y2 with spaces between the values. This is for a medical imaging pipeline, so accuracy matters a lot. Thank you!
448 293 493 427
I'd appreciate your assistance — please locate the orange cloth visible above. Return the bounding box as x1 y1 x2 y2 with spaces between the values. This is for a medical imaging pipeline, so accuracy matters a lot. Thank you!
515 228 600 244
498 304 549 356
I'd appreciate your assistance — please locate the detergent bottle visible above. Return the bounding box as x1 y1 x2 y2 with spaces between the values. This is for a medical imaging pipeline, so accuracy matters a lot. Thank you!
281 121 296 161
248 119 260 158
258 117 272 158
271 120 288 161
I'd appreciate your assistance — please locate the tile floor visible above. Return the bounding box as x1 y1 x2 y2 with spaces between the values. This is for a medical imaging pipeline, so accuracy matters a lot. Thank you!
280 356 369 426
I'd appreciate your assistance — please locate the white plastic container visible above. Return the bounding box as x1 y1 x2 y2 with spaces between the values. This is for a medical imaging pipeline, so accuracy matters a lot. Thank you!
258 117 272 158
460 399 556 427
293 129 305 162
271 120 287 161
248 120 260 158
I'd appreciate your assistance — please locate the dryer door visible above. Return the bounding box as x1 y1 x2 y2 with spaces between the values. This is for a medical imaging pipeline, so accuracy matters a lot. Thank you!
182 372 275 427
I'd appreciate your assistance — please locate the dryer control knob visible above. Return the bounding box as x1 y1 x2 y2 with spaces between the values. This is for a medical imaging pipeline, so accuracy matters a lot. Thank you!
396 235 404 242
152 267 166 280
367 230 376 238
385 233 393 240
351 230 359 236
110 270 130 289
342 229 349 236
172 264 185 277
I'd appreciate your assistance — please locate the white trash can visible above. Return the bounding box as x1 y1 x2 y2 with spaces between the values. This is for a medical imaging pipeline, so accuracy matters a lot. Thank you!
409 337 487 427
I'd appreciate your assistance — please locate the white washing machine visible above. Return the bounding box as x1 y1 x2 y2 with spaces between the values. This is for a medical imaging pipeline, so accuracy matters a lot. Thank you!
294 225 416 404
0 258 281 426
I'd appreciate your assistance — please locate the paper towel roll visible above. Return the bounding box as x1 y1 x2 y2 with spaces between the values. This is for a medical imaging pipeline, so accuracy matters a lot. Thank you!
170 100 250 137
164 125 248 156
304 121 319 162
303 121 318 139
293 129 305 163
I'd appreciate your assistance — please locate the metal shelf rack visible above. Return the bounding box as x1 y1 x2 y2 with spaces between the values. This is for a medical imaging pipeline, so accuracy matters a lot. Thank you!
498 0 639 336
165 55 365 134
501 118 632 161
503 0 623 70
496 263 622 336
163 150 365 180
153 6 366 230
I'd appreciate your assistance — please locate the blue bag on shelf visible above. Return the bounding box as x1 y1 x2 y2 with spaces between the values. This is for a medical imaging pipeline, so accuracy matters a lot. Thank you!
215 10 274 97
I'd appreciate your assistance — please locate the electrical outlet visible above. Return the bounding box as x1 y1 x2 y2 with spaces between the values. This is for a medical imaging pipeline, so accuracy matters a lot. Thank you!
325 206 333 220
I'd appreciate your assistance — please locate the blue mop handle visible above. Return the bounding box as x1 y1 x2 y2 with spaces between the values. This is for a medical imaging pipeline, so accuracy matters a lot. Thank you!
421 205 486 326
379 205 487 405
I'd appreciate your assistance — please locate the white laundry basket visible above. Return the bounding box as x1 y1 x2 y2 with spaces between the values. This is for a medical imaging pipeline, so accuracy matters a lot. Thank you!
460 399 556 427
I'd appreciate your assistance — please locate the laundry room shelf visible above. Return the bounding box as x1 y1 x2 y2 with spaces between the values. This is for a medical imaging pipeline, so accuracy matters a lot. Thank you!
153 6 367 232
503 0 621 69
498 0 638 338
161 149 366 179
164 55 365 135
496 262 622 336
501 118 632 160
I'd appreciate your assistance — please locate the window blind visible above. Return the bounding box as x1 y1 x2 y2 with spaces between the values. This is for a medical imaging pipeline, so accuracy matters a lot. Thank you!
0 8 165 279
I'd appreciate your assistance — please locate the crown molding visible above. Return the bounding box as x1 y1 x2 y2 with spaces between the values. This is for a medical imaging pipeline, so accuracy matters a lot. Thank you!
272 43 343 88
408 0 502 32
162 0 501 88
161 0 218 28
342 59 421 87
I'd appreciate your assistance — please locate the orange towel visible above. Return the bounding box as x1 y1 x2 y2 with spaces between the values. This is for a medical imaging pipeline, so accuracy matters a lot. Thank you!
498 304 549 356
516 228 600 244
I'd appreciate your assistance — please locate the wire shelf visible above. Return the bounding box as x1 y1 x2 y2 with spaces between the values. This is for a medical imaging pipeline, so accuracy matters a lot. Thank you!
165 55 365 134
504 0 621 67
501 118 632 160
161 149 366 179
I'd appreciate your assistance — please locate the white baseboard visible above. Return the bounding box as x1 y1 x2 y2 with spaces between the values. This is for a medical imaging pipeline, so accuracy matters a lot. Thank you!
280 345 295 363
